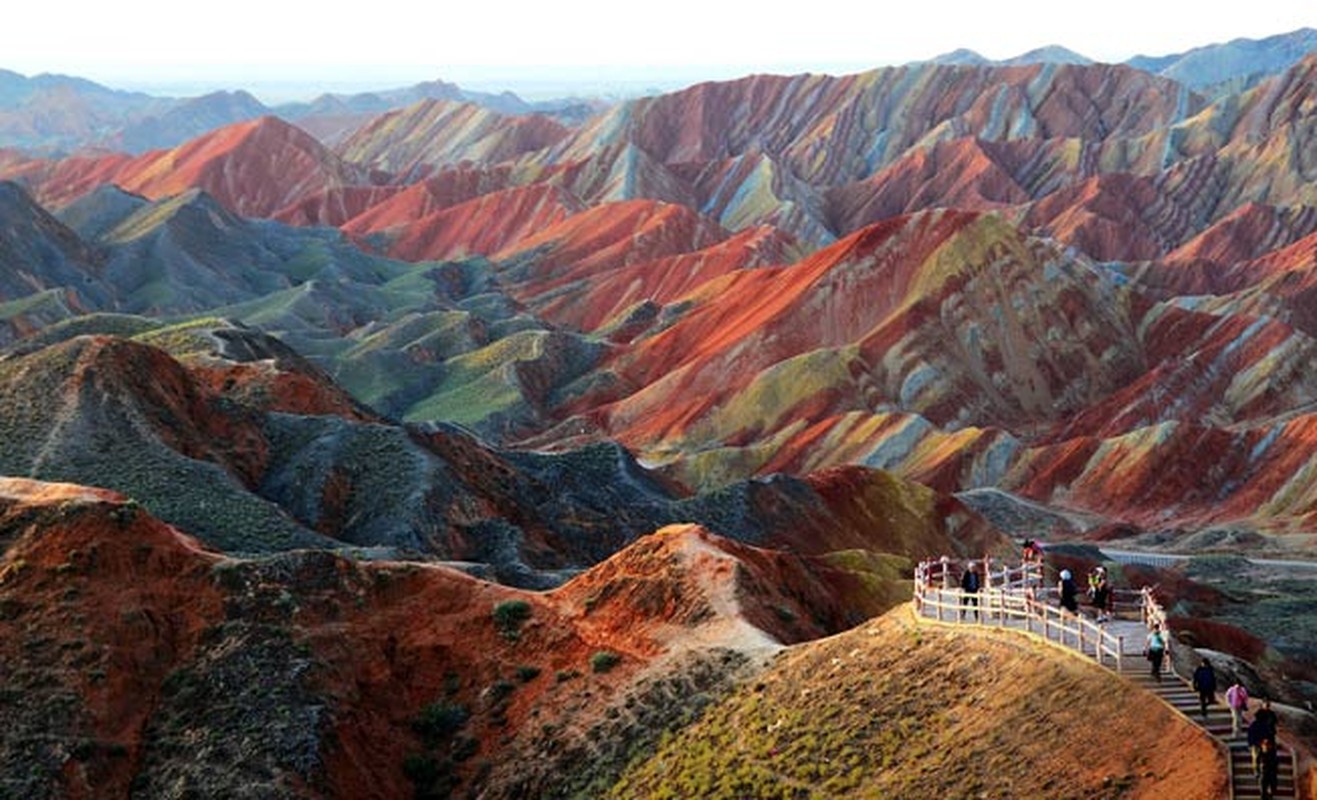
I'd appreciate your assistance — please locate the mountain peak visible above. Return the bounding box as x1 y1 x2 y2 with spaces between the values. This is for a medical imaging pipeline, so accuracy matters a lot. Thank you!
926 48 990 66
1004 44 1094 65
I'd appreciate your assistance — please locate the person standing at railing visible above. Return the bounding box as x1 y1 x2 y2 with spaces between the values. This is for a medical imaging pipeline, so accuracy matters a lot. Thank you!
1022 538 1042 564
1058 569 1079 615
1088 566 1112 624
960 561 981 622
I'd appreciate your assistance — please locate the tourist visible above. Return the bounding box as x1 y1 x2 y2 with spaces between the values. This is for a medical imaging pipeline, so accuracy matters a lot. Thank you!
1089 566 1112 623
1225 681 1250 738
1254 697 1279 739
1145 624 1167 682
1249 698 1279 773
1257 737 1279 800
1058 569 1079 614
960 561 981 622
1191 658 1217 719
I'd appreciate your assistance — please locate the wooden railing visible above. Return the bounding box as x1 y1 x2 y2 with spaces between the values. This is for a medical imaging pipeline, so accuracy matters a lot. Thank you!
913 558 1131 671
1140 586 1167 631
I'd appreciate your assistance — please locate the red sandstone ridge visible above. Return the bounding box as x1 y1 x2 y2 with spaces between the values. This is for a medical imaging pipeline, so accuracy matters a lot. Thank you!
14 117 369 218
552 522 912 649
384 183 583 263
530 225 797 334
0 478 225 798
334 99 570 179
111 117 369 218
554 63 1195 188
0 480 904 799
270 185 406 228
0 149 136 209
1164 202 1317 271
826 138 1032 233
491 199 729 289
338 165 517 238
337 162 516 237
43 335 272 487
1020 171 1205 262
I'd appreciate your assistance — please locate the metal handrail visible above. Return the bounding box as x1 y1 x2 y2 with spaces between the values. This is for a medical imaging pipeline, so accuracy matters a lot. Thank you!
914 558 1128 671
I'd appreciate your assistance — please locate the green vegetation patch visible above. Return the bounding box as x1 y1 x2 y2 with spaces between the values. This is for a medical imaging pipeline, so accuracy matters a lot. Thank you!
492 600 532 641
412 702 470 747
130 317 228 359
590 651 622 674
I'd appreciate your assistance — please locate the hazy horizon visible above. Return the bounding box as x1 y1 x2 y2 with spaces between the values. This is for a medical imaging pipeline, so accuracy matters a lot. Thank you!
5 0 1312 104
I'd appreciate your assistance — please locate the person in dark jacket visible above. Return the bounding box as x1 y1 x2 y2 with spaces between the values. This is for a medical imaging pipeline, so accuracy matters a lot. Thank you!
1058 569 1079 614
1191 658 1217 719
1088 566 1113 623
960 562 981 622
1249 698 1280 775
1256 737 1279 799
1254 697 1279 739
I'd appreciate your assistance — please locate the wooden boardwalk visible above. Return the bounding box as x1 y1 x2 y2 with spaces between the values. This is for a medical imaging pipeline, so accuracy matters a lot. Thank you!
913 559 1296 800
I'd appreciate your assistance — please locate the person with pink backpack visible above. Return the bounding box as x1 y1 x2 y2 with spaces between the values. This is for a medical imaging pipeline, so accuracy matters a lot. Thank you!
1225 681 1250 738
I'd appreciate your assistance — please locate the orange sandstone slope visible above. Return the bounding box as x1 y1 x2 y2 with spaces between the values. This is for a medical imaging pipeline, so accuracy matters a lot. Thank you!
491 198 729 285
0 480 909 800
531 225 799 334
337 165 518 239
384 183 583 263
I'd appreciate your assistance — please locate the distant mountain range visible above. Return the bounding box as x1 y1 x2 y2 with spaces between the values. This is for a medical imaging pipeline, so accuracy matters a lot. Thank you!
0 28 1313 154
928 27 1317 91
0 72 601 153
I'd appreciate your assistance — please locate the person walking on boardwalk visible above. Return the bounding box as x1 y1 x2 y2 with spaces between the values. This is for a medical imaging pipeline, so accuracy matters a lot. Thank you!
1144 624 1167 682
1254 697 1278 740
1248 697 1279 773
1257 736 1280 800
1247 710 1277 775
1191 658 1217 719
1226 681 1250 738
1088 566 1112 623
960 561 981 622
1058 569 1079 615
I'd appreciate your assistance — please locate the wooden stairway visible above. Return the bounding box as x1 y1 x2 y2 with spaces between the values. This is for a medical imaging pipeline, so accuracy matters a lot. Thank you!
914 559 1300 799
1118 662 1296 799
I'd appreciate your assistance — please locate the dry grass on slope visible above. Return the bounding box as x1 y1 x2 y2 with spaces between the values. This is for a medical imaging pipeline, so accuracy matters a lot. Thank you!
607 607 1225 800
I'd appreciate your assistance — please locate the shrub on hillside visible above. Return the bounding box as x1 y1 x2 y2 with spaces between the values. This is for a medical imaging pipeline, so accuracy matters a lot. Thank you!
590 650 622 673
412 702 469 746
492 600 532 641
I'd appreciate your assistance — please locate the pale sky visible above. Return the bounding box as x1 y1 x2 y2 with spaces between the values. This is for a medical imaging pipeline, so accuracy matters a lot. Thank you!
4 0 1314 101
